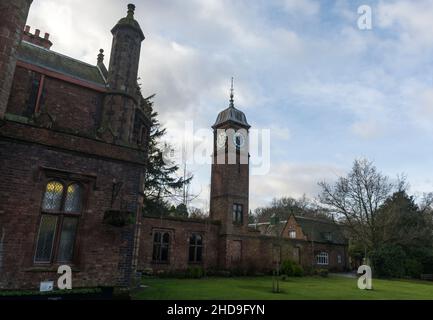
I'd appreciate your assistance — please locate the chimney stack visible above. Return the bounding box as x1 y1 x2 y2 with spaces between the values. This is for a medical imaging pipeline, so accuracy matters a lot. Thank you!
22 25 53 50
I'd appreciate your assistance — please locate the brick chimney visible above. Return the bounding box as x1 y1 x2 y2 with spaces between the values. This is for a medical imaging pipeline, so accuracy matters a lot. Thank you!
22 25 53 49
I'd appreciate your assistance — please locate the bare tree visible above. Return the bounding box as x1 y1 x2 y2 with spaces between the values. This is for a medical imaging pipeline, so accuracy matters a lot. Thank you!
419 193 433 214
318 159 395 251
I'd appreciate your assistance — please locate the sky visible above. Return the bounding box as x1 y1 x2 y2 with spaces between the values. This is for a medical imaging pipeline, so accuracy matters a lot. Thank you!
26 0 433 211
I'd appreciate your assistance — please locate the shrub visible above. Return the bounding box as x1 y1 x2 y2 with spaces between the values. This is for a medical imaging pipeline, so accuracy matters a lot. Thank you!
142 268 154 276
280 260 295 276
293 264 304 277
216 270 232 277
185 266 204 279
156 269 166 277
316 268 328 277
280 259 304 277
232 266 247 277
303 266 315 276
405 259 423 279
371 245 406 278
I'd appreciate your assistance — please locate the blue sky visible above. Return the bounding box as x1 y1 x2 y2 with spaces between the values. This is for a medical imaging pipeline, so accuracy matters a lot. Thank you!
27 0 433 211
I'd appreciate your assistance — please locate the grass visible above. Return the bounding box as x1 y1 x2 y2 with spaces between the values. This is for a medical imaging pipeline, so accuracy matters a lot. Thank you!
132 275 433 300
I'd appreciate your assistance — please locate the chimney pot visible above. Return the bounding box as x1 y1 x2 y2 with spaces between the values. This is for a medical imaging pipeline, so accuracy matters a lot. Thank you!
44 33 49 40
35 29 40 37
24 25 30 33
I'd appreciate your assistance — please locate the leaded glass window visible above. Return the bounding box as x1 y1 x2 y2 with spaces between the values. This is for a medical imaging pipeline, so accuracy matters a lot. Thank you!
152 231 170 263
41 181 63 211
188 233 203 263
64 184 82 213
34 215 58 263
34 180 84 264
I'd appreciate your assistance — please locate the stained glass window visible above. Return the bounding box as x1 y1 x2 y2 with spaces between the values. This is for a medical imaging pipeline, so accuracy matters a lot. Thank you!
35 180 84 264
41 181 63 211
64 184 82 213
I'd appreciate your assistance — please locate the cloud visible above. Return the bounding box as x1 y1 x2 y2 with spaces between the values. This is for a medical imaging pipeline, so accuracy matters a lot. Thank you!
377 0 433 49
249 162 345 209
351 121 382 139
280 0 320 16
25 0 433 211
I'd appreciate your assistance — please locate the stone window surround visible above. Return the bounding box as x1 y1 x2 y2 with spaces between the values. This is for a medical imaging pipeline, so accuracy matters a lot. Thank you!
151 228 173 264
31 167 94 268
188 232 204 264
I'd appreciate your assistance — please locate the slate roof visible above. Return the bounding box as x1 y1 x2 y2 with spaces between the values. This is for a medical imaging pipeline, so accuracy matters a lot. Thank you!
213 106 250 128
295 216 347 245
249 215 347 245
17 40 106 87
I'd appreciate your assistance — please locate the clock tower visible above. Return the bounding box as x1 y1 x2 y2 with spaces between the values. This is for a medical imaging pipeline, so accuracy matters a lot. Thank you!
210 79 250 235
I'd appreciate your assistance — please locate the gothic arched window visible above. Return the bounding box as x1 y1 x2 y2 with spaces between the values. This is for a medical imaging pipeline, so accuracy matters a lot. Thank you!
188 233 203 263
35 180 83 264
152 231 170 263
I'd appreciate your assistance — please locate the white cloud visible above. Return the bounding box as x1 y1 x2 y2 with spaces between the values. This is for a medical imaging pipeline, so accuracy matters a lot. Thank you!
250 162 345 209
24 0 433 211
351 121 382 139
377 0 433 52
280 0 320 16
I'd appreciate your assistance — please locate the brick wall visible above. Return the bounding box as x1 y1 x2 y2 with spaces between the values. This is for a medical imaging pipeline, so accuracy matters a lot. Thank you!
0 0 32 118
138 216 220 273
7 66 103 136
0 135 144 289
136 216 348 275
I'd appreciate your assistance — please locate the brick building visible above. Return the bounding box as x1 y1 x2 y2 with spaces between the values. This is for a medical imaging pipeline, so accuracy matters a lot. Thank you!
138 87 349 274
0 2 151 289
0 2 348 290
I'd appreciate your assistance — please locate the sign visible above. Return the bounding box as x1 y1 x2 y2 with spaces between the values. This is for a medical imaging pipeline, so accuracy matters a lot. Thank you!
39 281 54 292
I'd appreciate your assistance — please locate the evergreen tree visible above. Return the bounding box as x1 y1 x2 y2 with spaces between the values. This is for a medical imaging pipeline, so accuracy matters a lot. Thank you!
142 96 192 216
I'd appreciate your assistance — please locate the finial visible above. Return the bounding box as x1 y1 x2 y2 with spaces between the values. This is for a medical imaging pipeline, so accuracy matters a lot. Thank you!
97 49 104 64
127 3 135 17
229 77 234 108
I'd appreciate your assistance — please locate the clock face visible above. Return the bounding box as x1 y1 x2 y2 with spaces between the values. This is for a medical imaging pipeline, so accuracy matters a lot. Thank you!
216 131 227 149
233 132 246 148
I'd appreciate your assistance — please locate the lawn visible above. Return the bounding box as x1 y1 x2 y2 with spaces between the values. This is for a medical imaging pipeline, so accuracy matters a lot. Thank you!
132 275 433 300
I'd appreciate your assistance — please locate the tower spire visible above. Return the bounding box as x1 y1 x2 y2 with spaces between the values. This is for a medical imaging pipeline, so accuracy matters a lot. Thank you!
229 77 234 108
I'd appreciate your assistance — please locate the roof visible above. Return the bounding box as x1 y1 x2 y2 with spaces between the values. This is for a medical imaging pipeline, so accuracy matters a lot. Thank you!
213 106 250 128
295 216 347 245
112 16 145 41
17 41 106 87
111 4 145 41
249 215 347 245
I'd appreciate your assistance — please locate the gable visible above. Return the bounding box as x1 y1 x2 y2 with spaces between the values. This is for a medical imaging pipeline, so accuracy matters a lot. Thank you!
281 215 307 240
